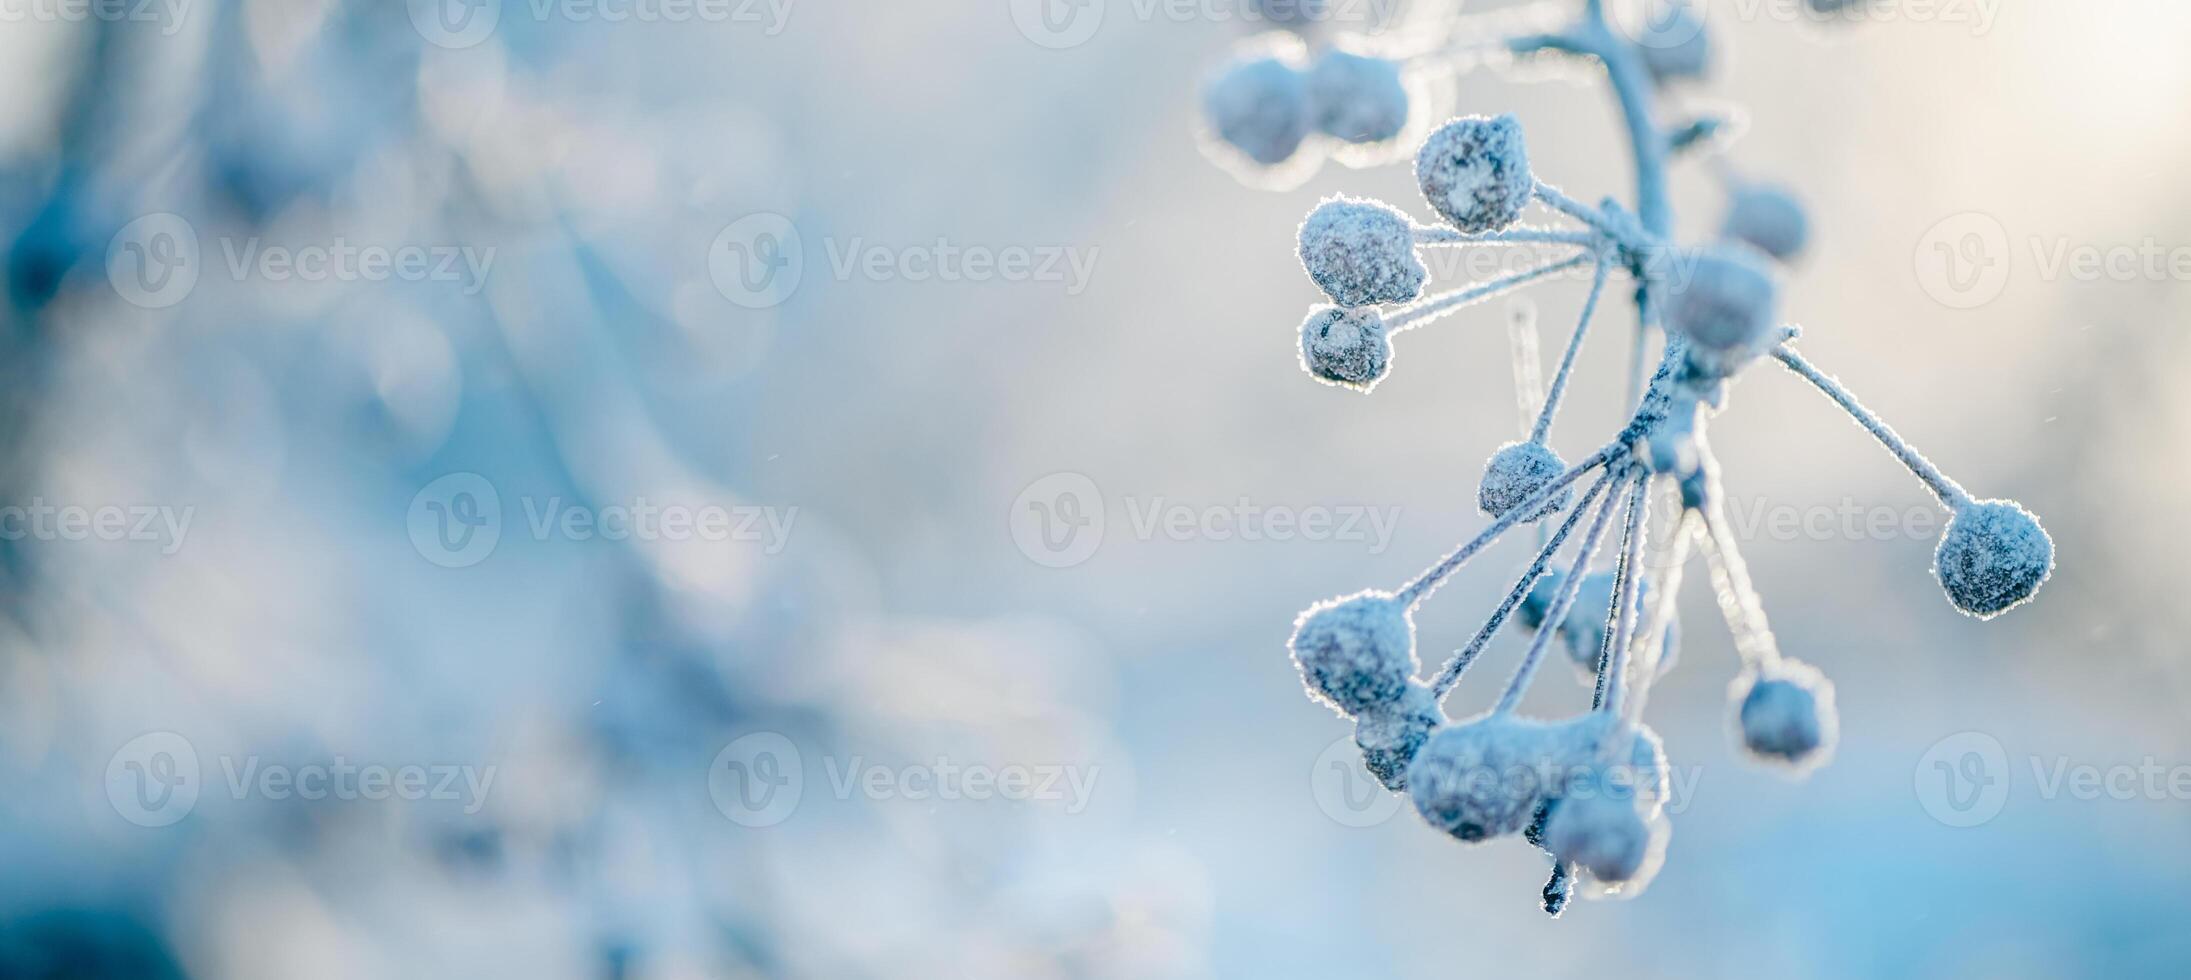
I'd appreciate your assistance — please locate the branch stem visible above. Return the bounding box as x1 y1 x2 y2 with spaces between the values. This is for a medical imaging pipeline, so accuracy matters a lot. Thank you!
1397 444 1623 608
1531 252 1613 443
1771 344 1973 509
1594 476 1653 716
1696 462 1783 668
1494 466 1633 715
1430 466 1620 698
1387 253 1595 334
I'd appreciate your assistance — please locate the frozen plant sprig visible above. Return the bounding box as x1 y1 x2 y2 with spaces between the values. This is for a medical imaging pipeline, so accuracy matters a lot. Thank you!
1281 0 2054 915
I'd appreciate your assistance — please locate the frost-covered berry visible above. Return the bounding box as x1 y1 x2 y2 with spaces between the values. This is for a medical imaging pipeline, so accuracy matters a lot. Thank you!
1299 305 1392 390
1732 658 1838 769
1289 589 1417 716
1204 56 1312 166
1298 197 1426 308
1934 499 2054 619
1518 567 1567 631
1662 244 1779 374
1355 680 1445 790
1306 49 1409 144
1415 114 1534 234
1722 182 1810 261
1477 440 1570 522
1541 573 1679 684
1644 392 1703 478
1407 713 1566 843
1546 714 1667 796
1557 572 1631 675
1638 4 1711 84
1623 723 1670 818
1543 773 1653 882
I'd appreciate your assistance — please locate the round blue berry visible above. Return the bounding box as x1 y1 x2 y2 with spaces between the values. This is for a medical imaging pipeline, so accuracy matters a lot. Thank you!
1935 499 2054 619
1306 49 1409 144
1289 589 1417 716
1298 196 1426 308
1478 440 1571 522
1722 182 1810 261
1733 659 1838 770
1518 567 1567 631
1415 114 1534 234
1543 772 1653 883
1298 305 1392 391
1407 713 1564 843
1204 56 1311 167
1355 680 1444 790
1662 244 1779 374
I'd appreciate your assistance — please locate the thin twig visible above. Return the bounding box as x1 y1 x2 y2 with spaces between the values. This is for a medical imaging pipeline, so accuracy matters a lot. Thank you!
1397 444 1624 607
1429 467 1620 698
1771 344 1972 509
1494 466 1633 715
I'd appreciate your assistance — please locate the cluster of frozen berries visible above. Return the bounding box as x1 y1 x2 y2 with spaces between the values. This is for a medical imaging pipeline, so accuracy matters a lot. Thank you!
1201 35 1423 186
1276 2 2054 915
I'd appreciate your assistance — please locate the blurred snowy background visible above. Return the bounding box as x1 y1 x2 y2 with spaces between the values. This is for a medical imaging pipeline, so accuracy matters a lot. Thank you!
1 0 2188 976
